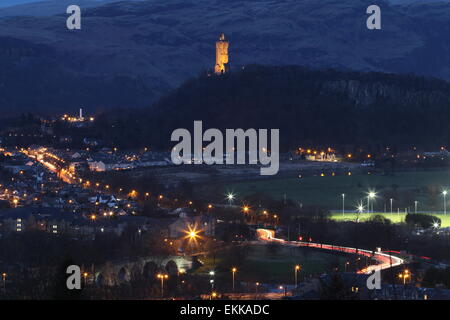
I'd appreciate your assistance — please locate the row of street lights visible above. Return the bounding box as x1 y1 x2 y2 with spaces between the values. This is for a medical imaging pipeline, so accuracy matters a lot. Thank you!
341 189 450 215
229 264 301 294
152 264 302 299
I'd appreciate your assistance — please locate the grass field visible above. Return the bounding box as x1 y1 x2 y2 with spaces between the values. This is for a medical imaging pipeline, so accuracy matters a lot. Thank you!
195 245 350 284
330 212 450 227
228 169 450 209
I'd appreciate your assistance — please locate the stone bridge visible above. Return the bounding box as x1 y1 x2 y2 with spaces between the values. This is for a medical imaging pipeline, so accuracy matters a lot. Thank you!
93 255 194 286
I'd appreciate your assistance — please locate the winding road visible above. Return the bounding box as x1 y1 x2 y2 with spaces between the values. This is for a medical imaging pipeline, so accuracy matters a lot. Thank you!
257 228 404 274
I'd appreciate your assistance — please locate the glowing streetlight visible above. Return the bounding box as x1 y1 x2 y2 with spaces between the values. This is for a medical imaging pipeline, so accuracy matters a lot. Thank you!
2 273 6 291
356 204 364 214
90 214 96 233
443 190 448 215
345 261 350 272
187 228 199 241
157 273 169 298
398 270 410 285
294 265 301 288
367 191 376 213
226 192 235 206
231 267 237 292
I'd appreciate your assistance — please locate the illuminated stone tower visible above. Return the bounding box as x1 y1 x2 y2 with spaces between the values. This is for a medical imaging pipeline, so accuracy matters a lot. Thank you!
215 33 229 75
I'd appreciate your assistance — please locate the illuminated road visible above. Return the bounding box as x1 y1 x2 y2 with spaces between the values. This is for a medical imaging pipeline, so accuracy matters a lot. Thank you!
257 229 404 274
22 148 76 184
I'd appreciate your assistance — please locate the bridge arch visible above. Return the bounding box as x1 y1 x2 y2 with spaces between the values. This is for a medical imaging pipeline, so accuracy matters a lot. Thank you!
96 272 105 285
118 266 130 283
165 260 179 276
143 261 158 279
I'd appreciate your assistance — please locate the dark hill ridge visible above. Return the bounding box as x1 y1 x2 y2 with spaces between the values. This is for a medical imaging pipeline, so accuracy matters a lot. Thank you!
91 65 450 150
2 0 450 115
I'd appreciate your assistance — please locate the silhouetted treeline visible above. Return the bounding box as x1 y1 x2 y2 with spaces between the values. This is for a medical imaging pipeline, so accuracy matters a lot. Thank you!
87 65 450 151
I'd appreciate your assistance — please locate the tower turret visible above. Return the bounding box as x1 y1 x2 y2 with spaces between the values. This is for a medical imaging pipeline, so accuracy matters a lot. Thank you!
215 33 229 75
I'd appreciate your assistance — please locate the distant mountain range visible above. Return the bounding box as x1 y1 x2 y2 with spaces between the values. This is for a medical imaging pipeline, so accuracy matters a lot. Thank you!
1 0 450 116
0 0 42 8
2 0 449 9
0 0 146 16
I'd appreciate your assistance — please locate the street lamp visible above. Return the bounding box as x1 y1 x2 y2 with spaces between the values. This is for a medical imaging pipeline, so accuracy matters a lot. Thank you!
443 190 448 215
356 202 364 220
227 193 235 206
294 265 301 288
90 214 96 233
157 273 169 298
345 261 350 272
209 271 215 290
357 204 364 213
342 194 345 216
398 270 410 285
390 198 393 214
2 273 6 291
231 267 237 292
355 202 364 225
368 191 376 213
186 226 200 242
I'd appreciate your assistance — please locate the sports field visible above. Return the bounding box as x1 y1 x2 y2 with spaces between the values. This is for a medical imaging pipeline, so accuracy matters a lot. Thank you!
329 212 450 227
195 245 350 283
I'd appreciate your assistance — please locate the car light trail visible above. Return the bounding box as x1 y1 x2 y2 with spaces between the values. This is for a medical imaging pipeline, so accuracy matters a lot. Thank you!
257 229 404 274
